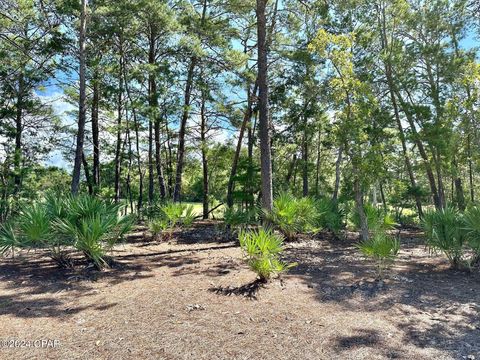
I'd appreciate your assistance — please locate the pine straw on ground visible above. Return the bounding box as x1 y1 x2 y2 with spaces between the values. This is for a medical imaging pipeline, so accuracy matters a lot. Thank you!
0 221 479 360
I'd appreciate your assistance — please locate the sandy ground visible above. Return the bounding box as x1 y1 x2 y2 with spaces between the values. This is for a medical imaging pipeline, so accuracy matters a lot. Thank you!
0 221 479 360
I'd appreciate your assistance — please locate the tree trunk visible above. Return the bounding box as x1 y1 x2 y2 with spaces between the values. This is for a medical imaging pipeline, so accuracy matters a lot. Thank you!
14 74 24 194
200 91 209 219
82 152 93 195
468 134 475 202
354 175 369 241
377 5 424 217
395 89 441 210
256 0 273 212
302 113 308 197
155 118 166 199
71 0 87 195
453 157 465 211
173 58 196 202
148 28 166 202
332 146 343 202
385 69 424 218
315 125 321 195
173 0 207 202
165 121 174 197
226 82 257 207
114 42 124 203
148 117 154 204
123 61 144 213
91 72 100 189
286 153 297 184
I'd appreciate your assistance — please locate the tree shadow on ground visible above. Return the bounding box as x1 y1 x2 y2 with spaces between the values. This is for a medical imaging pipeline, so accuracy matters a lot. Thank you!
282 230 480 358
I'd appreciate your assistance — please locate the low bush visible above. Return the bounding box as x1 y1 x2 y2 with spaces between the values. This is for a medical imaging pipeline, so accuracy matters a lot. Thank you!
147 202 197 240
422 206 466 267
0 193 134 269
239 227 295 281
315 196 345 235
182 205 196 226
351 203 396 234
462 205 480 266
222 206 257 232
265 192 318 241
357 233 400 278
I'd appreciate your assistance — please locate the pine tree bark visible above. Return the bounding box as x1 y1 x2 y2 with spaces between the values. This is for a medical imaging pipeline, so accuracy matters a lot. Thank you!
91 74 100 189
395 89 442 210
302 113 309 197
354 174 369 241
332 146 343 202
82 152 93 195
256 0 273 212
173 0 207 202
173 58 196 202
114 43 124 203
315 125 321 195
148 28 166 202
14 74 24 194
200 91 209 219
71 0 87 195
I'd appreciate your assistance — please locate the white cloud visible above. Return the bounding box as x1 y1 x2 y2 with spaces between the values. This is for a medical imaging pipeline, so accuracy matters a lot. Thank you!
36 91 76 123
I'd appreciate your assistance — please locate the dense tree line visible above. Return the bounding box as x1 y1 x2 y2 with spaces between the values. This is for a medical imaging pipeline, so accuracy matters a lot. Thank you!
1 0 479 237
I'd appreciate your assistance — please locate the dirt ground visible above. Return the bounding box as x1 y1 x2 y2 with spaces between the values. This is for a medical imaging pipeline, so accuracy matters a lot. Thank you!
0 221 479 360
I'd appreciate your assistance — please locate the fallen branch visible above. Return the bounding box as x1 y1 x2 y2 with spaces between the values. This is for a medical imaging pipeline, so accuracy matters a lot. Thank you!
194 203 224 219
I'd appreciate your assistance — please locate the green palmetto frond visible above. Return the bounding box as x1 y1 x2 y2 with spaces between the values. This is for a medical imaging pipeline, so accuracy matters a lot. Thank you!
357 233 400 278
265 192 319 240
239 227 295 280
462 205 480 263
422 206 466 266
0 223 21 256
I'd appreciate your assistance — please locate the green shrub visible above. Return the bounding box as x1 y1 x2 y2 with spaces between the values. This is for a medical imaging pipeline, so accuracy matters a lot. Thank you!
422 206 466 267
0 194 134 269
223 206 257 231
0 223 20 256
239 227 295 281
265 192 318 240
148 202 196 240
463 205 480 265
160 202 185 226
315 197 345 235
352 203 396 234
357 233 400 278
148 218 169 240
181 205 196 226
56 214 117 268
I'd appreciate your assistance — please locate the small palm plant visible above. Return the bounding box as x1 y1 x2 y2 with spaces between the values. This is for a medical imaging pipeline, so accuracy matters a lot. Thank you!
315 196 345 235
265 192 318 241
55 213 119 269
357 233 400 278
0 194 133 269
0 223 20 257
352 203 396 234
148 202 195 240
181 204 196 226
222 206 257 237
148 218 169 240
422 206 466 268
462 205 480 266
161 202 185 227
238 227 296 281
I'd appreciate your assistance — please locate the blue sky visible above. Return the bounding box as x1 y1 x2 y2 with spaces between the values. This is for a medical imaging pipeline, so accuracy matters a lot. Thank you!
38 28 478 170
